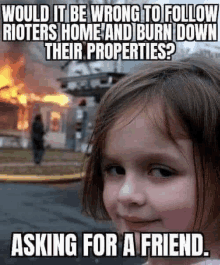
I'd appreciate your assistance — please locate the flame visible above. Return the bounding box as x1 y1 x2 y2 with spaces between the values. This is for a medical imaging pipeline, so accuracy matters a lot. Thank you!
17 120 28 130
43 94 69 106
0 57 25 105
50 111 61 132
18 94 27 105
51 111 61 119
0 64 13 87
17 108 29 131
0 57 69 107
0 54 69 132
29 93 42 102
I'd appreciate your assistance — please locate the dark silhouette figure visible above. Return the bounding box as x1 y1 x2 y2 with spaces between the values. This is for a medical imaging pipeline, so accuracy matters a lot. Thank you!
31 114 45 165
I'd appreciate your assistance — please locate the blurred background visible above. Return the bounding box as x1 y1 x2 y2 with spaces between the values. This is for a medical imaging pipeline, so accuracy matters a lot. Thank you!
0 0 219 153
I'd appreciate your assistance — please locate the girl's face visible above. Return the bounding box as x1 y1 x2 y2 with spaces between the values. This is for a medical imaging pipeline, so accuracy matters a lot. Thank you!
102 107 196 250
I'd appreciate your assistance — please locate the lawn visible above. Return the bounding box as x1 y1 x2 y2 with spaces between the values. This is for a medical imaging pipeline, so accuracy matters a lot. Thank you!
0 149 87 176
0 149 85 163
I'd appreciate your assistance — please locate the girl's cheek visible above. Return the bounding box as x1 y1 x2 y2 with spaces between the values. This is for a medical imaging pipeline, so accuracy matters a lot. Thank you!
147 186 196 230
149 176 196 207
103 184 119 211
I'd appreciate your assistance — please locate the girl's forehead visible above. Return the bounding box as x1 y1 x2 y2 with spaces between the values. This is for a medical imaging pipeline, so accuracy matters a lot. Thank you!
108 102 188 141
103 104 193 169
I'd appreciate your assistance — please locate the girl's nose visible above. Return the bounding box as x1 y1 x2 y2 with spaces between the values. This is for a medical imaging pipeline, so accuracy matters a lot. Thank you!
117 175 146 206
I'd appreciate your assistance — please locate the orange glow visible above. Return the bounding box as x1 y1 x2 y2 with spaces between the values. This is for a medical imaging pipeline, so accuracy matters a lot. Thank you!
29 93 42 102
0 54 69 132
0 56 69 107
50 111 61 132
0 65 13 87
51 111 61 119
17 120 29 130
43 94 69 106
0 57 26 105
18 94 27 105
17 108 29 131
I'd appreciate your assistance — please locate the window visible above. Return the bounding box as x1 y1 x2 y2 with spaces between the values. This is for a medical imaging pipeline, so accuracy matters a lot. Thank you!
17 108 29 131
50 111 61 132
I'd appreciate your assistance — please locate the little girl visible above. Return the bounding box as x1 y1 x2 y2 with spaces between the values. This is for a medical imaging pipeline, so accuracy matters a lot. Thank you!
82 56 220 265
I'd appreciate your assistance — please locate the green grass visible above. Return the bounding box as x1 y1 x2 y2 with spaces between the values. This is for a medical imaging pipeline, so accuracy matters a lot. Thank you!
0 165 83 176
0 149 86 175
0 148 85 163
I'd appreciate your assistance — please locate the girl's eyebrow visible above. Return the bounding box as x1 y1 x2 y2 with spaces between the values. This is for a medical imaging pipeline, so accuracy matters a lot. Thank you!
102 150 190 168
102 154 120 163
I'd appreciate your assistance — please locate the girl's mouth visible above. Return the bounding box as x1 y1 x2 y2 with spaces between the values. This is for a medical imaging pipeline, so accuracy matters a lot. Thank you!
121 217 161 232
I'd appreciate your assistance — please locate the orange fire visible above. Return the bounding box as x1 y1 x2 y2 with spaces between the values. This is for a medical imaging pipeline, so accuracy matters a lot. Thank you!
0 63 26 105
0 54 69 131
0 57 69 106
43 94 69 106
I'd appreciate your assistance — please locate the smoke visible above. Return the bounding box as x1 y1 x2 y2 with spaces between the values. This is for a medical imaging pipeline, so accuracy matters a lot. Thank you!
0 0 67 70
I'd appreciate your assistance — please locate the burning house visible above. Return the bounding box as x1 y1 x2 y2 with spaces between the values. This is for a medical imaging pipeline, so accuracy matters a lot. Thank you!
0 44 70 149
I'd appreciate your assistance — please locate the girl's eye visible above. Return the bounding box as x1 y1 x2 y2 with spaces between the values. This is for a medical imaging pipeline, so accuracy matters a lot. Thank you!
104 166 125 177
150 167 175 179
